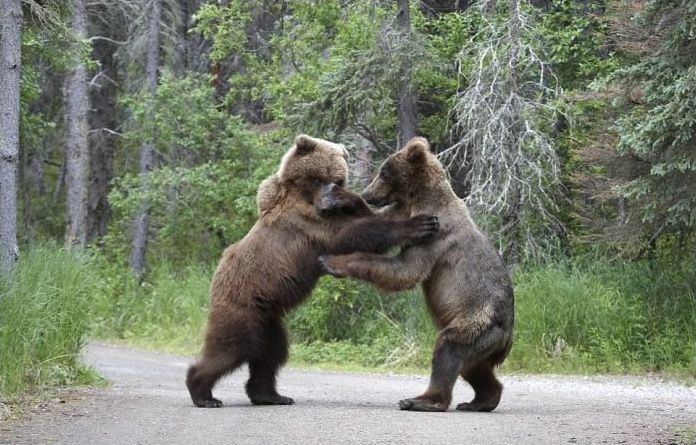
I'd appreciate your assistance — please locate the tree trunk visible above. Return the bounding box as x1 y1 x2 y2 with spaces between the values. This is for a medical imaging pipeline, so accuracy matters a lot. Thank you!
86 18 121 243
130 0 161 279
65 0 90 248
395 0 418 149
501 181 522 264
0 0 22 278
353 134 375 188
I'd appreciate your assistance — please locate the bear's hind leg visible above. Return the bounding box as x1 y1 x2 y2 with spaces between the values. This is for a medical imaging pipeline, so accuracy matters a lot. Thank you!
454 325 508 412
456 362 503 412
399 333 462 412
245 317 294 405
187 350 244 408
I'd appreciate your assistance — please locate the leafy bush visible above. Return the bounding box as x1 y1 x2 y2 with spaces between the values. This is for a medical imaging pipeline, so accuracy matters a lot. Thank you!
290 258 696 375
0 245 99 396
288 277 437 369
91 262 212 353
91 255 696 376
106 72 285 268
507 258 696 374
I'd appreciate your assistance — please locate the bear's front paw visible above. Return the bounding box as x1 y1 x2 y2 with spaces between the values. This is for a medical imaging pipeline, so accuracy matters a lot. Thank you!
319 255 348 278
404 215 440 243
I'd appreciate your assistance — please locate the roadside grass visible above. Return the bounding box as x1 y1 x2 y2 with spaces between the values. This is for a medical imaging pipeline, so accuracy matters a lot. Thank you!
673 425 696 445
8 245 688 407
91 262 211 354
507 259 696 376
93 255 696 379
0 245 102 403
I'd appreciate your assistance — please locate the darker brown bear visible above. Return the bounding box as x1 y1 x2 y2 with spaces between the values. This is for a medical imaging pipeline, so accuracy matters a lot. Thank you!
321 137 514 412
186 135 438 408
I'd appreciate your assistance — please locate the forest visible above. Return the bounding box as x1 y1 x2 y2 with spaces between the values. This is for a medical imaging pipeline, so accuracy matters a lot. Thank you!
1 0 695 399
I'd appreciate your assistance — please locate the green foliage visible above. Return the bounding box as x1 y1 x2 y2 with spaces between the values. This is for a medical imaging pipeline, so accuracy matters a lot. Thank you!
0 245 101 396
611 0 696 245
193 2 251 62
283 2 457 148
18 6 87 244
289 257 696 375
288 279 436 369
108 73 282 266
120 72 249 163
508 257 696 374
257 1 400 134
289 278 436 346
195 0 460 148
238 1 354 122
537 0 617 88
91 262 212 353
412 9 477 146
91 255 696 376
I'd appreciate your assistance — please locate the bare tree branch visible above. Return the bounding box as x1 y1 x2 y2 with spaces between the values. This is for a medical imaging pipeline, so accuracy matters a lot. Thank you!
442 0 564 259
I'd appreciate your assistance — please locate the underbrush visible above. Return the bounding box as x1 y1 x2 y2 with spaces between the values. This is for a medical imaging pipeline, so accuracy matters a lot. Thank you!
290 258 696 376
508 258 696 375
92 255 696 377
0 245 101 399
92 262 211 353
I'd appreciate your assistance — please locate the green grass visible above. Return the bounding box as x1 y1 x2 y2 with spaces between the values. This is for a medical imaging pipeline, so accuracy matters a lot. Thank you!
0 245 102 398
92 255 696 378
507 259 696 375
92 262 211 354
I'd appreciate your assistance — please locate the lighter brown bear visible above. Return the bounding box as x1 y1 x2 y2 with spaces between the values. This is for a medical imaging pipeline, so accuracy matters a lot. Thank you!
321 137 514 412
186 135 439 408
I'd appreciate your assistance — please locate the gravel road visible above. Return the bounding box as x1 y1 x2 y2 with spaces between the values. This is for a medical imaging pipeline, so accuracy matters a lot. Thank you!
2 342 694 445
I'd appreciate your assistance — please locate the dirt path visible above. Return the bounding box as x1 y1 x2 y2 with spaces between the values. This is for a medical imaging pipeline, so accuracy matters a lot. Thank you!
2 342 694 444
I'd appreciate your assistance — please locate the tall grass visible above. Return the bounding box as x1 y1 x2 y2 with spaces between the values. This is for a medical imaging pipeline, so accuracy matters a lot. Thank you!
508 259 696 374
291 258 696 376
5 244 690 402
0 245 99 396
93 256 696 377
289 278 437 369
91 262 211 353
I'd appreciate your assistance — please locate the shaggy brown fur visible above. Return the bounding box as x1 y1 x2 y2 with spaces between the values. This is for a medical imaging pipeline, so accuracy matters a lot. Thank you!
320 137 514 413
186 135 439 408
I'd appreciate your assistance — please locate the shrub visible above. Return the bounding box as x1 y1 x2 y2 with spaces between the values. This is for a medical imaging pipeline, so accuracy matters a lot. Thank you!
91 262 212 353
0 245 99 396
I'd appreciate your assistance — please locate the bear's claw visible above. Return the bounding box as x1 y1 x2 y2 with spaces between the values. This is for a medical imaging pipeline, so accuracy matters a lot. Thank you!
398 397 448 412
318 256 344 277
193 397 223 408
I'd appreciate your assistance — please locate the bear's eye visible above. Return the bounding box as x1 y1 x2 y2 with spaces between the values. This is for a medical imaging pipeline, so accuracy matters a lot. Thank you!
379 169 390 181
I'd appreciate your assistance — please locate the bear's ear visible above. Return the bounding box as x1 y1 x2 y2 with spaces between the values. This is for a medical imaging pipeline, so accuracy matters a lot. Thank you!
294 134 317 155
405 137 431 164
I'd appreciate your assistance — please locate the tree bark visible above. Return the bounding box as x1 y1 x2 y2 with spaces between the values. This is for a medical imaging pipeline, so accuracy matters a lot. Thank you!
419 0 472 14
395 0 418 149
86 17 122 243
353 134 375 188
130 0 161 279
65 0 90 248
0 0 22 278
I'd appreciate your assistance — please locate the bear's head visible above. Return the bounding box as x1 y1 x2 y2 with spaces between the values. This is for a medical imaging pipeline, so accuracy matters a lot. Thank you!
257 135 358 219
362 137 447 209
278 134 349 189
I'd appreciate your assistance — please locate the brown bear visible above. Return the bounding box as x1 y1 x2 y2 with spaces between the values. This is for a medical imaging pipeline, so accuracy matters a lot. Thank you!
320 137 514 412
186 135 439 408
